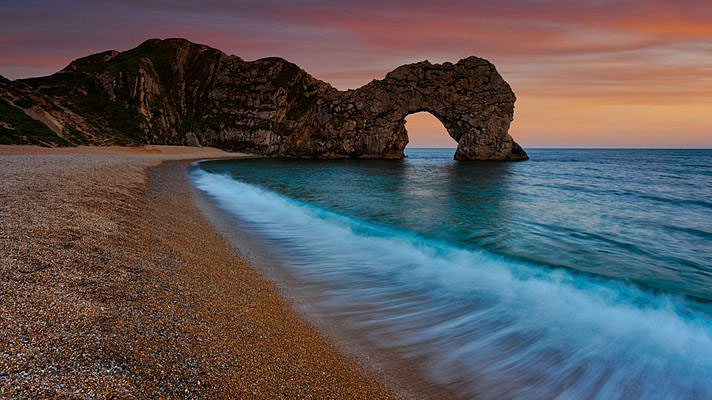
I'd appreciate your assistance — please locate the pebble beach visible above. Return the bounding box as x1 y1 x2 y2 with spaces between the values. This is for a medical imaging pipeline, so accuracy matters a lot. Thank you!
0 145 398 399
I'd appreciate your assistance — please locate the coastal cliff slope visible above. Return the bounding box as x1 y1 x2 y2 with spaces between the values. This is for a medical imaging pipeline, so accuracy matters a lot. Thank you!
0 38 527 160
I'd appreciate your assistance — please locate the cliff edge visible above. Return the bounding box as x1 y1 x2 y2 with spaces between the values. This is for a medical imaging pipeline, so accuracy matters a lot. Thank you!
0 38 527 160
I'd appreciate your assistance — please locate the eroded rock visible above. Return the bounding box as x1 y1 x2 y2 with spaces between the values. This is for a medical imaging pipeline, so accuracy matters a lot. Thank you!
0 38 527 160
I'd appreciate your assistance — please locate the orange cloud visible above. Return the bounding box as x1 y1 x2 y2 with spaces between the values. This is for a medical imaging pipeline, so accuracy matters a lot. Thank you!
1 0 710 147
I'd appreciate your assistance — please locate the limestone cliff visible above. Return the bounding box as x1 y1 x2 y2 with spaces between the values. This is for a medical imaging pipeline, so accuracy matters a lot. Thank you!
0 38 527 160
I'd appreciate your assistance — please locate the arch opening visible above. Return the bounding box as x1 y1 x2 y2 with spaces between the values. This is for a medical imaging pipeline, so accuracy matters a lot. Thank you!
404 111 456 156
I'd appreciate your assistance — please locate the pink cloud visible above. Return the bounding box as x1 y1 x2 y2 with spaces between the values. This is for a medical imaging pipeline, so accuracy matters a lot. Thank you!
1 0 710 146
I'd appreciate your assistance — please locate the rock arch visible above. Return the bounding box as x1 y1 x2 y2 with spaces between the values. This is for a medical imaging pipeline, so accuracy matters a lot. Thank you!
0 39 528 160
300 56 528 160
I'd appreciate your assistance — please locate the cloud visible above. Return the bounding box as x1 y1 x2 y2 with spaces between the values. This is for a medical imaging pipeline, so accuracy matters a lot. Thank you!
1 0 710 146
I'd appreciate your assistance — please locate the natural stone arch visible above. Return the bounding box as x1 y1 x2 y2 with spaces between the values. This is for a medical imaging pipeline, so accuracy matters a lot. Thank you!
0 39 528 161
298 56 528 160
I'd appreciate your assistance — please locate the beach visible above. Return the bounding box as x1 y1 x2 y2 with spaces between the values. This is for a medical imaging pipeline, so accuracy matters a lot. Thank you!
0 145 399 399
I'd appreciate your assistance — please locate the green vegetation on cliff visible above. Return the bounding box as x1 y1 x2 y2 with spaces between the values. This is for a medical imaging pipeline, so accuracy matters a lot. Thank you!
0 99 70 146
0 38 526 160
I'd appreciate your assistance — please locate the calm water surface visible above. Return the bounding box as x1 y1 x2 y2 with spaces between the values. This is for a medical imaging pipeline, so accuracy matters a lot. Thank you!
193 149 712 399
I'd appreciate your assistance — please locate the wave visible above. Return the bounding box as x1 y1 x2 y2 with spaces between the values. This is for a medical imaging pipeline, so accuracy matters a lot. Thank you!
191 168 712 399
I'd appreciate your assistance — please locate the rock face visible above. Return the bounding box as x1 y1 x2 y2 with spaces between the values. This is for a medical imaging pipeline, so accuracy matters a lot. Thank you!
0 38 527 160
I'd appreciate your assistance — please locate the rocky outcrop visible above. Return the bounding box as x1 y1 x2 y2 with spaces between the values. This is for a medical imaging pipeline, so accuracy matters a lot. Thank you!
0 38 527 160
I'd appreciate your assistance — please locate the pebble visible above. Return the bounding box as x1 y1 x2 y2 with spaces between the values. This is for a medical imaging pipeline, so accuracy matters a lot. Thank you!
0 145 402 399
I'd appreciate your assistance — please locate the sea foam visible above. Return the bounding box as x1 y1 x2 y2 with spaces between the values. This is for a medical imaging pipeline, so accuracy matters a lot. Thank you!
192 168 712 399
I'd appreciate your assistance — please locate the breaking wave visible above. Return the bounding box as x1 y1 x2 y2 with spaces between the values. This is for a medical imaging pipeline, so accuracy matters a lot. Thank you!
192 168 712 399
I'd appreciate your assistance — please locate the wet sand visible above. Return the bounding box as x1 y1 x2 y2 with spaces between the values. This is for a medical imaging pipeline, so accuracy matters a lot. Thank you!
0 145 400 399
189 163 462 400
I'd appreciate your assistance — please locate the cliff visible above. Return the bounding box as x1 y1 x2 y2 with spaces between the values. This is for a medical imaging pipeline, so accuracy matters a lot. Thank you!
0 38 527 160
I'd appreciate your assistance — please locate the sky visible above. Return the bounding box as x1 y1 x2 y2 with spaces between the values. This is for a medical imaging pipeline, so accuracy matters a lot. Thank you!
1 0 710 148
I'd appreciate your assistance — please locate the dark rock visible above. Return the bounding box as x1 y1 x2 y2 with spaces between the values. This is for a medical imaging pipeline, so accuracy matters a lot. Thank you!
0 38 527 160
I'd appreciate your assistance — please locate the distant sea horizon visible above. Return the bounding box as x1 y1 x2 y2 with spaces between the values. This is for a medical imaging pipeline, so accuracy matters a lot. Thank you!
405 146 712 149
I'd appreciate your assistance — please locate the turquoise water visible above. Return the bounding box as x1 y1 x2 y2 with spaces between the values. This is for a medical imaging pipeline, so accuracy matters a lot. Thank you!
192 149 712 399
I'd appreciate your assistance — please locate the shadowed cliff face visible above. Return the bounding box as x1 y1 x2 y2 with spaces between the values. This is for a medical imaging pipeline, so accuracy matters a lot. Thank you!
0 38 527 160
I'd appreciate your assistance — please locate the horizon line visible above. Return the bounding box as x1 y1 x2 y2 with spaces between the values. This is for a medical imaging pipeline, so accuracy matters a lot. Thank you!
406 146 712 150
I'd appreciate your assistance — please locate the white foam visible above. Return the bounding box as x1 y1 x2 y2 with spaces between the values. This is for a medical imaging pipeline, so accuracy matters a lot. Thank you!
192 169 712 399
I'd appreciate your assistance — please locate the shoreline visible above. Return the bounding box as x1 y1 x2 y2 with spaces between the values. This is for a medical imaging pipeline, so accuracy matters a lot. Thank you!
0 145 401 398
188 160 460 400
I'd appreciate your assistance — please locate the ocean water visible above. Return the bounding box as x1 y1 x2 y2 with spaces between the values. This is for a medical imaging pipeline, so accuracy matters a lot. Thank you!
191 148 712 399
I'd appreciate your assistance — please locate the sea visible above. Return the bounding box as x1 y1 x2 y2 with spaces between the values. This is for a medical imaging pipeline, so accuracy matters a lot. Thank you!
190 148 712 399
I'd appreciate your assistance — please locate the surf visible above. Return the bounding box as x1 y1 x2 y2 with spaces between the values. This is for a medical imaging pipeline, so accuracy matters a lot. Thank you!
191 166 712 399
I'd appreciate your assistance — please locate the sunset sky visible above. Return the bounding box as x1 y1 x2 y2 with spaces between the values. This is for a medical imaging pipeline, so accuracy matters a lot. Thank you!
1 0 710 148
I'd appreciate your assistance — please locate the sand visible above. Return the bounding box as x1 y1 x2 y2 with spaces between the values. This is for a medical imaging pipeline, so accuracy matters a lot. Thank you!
0 145 400 399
